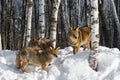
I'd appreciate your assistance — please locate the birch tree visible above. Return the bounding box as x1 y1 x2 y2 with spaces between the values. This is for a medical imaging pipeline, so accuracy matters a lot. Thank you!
25 0 33 46
39 0 45 38
50 0 61 48
88 0 99 71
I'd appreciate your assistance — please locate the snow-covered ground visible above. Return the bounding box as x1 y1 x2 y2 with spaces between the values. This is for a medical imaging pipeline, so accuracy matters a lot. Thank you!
0 46 120 80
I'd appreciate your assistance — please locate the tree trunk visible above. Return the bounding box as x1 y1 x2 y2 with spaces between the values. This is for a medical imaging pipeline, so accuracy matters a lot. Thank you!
85 0 90 26
61 0 70 33
61 0 70 47
88 0 99 71
109 0 120 48
45 0 52 38
34 0 39 38
25 0 33 46
7 0 14 49
39 0 45 38
20 0 27 49
110 0 120 28
74 0 81 27
77 0 81 26
69 0 77 28
50 0 61 48
1 0 6 49
98 0 112 47
0 34 2 50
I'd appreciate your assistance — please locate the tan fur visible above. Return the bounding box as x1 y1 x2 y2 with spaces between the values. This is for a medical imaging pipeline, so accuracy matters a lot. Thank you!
67 26 91 54
28 38 40 49
28 38 53 50
16 47 60 73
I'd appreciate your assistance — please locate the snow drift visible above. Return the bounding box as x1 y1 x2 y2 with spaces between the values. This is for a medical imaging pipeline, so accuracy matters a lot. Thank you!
0 46 120 80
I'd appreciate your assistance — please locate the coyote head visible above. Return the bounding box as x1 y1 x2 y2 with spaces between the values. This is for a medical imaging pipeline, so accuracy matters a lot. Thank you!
48 47 60 57
67 27 81 45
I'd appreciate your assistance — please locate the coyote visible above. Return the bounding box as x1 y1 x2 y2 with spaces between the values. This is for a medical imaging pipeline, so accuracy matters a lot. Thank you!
67 26 91 54
28 38 54 50
16 47 60 73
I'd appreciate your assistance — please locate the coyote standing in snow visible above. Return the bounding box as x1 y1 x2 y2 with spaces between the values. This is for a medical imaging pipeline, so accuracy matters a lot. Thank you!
67 26 91 54
16 47 60 73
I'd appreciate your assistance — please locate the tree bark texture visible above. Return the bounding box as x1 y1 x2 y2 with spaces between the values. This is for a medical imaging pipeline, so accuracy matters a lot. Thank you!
39 0 45 38
26 0 33 46
50 0 61 48
88 0 99 71
1 0 6 49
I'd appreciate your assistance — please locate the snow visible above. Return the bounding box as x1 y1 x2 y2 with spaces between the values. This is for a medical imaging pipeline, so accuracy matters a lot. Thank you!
0 46 120 80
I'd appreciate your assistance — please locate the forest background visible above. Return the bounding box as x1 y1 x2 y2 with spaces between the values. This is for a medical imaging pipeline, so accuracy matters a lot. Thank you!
0 0 120 50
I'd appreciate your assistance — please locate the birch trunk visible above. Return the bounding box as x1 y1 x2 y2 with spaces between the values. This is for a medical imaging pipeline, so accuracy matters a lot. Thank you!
39 0 45 38
26 0 33 46
88 0 99 71
50 0 61 48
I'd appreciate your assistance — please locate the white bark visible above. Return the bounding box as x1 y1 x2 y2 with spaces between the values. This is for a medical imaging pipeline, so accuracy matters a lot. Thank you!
26 0 33 46
89 0 99 71
50 0 61 48
39 0 45 38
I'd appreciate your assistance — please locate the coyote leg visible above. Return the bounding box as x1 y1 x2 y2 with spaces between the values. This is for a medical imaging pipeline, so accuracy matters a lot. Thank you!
21 59 29 73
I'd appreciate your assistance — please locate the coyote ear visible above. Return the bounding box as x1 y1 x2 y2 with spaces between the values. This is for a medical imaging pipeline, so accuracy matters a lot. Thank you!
75 27 79 31
56 47 60 50
68 27 72 31
38 38 41 42
49 47 53 50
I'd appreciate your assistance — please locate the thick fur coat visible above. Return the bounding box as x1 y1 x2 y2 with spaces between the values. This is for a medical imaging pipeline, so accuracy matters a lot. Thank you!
16 47 60 73
67 26 91 54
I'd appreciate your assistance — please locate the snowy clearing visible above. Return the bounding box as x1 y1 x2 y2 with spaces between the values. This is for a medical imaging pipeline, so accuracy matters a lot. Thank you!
0 46 120 80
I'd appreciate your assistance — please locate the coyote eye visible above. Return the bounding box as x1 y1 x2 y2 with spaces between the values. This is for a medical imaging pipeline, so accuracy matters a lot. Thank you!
75 36 77 39
73 35 77 39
